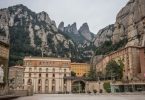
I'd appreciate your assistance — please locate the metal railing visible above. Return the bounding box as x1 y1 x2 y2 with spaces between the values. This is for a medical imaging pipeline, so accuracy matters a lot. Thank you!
0 89 14 96
0 89 29 96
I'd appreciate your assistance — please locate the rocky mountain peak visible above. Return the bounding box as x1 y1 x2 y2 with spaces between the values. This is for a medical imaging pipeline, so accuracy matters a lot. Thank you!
63 22 79 34
8 4 26 9
79 23 90 33
79 23 93 41
94 24 114 47
70 22 78 34
112 0 145 46
71 22 77 27
58 21 64 32
37 11 51 24
0 4 81 66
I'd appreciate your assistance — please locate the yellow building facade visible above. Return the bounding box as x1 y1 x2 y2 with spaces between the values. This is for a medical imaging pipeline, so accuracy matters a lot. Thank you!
71 63 90 77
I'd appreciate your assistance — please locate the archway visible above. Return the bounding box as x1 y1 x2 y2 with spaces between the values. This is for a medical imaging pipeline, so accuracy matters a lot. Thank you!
72 80 86 93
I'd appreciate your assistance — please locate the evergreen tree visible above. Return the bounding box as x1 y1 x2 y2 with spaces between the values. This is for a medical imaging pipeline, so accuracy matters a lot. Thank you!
106 60 124 80
87 66 97 81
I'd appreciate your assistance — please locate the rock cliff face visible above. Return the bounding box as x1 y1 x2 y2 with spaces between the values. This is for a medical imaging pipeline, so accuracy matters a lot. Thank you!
94 0 145 49
58 22 95 45
0 8 10 44
1 0 143 65
58 22 64 32
112 0 145 46
0 4 77 66
94 24 114 47
79 23 94 41
58 22 96 61
64 22 79 35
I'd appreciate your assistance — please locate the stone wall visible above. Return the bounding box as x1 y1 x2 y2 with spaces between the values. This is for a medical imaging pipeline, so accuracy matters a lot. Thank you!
85 81 105 93
14 90 31 96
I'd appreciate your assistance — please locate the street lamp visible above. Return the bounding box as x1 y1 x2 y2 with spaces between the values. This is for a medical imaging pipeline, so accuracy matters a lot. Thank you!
98 77 101 93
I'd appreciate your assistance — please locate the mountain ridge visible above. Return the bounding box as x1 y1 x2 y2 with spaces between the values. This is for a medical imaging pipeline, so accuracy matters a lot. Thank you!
0 4 81 66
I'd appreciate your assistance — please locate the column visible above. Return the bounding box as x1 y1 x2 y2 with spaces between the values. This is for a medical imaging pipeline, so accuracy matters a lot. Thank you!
42 78 45 93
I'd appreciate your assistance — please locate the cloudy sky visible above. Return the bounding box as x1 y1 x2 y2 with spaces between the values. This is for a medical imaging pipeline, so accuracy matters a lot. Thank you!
0 0 129 34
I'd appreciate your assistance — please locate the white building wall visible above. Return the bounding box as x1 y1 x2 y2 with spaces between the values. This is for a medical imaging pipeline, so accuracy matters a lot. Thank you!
24 67 71 93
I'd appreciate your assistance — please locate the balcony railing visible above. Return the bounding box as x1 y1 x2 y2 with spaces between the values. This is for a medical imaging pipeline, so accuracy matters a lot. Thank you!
0 89 14 96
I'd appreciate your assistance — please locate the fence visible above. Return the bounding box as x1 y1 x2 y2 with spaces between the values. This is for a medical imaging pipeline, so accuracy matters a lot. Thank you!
0 89 31 97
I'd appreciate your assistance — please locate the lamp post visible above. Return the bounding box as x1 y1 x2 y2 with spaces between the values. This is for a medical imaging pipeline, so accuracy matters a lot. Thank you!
98 77 100 93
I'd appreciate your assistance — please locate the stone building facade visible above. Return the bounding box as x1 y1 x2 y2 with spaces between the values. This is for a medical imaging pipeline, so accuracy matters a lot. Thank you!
96 46 145 81
0 38 9 85
23 57 71 94
9 66 24 90
85 81 105 93
96 46 145 92
71 63 90 77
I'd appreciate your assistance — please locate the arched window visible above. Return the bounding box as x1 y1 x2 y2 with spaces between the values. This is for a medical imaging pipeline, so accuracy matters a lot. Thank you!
64 74 66 77
39 68 42 72
38 79 41 84
27 79 32 85
39 73 41 78
46 68 48 72
38 86 42 93
29 73 31 77
52 79 55 84
53 68 55 72
29 68 32 72
52 73 55 77
46 73 48 77
45 79 49 84
64 69 66 72
23 79 25 84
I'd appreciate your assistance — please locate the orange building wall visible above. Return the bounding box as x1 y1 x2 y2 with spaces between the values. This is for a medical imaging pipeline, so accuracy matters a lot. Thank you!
71 63 90 77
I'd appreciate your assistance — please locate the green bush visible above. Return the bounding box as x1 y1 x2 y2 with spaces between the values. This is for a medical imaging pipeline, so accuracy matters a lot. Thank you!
103 82 111 93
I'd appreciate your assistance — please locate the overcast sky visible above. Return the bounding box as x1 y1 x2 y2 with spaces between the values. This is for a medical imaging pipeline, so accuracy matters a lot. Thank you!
0 0 129 34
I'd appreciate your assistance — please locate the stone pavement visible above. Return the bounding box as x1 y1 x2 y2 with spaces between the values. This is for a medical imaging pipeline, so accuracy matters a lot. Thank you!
14 94 145 100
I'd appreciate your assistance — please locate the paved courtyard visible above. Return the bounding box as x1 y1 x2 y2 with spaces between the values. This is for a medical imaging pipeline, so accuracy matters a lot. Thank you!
14 94 145 100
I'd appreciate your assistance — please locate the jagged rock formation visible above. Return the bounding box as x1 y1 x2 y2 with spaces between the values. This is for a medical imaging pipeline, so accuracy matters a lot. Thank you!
64 22 79 35
0 4 77 66
58 22 95 45
58 22 64 32
92 0 145 68
94 24 114 47
79 23 94 41
94 0 145 52
1 0 143 66
112 0 145 47
58 22 96 62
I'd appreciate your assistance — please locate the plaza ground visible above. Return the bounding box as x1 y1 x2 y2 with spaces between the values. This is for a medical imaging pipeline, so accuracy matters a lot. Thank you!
14 94 145 100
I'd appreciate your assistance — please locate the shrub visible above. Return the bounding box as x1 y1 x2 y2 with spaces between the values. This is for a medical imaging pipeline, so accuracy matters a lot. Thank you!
87 90 91 94
103 82 111 93
93 89 97 94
